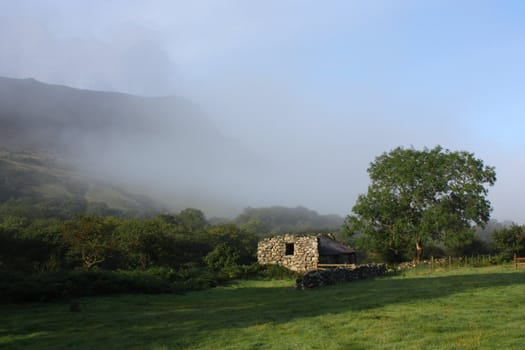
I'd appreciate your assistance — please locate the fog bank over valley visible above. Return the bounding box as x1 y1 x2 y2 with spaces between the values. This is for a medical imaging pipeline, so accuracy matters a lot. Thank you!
2 1 525 221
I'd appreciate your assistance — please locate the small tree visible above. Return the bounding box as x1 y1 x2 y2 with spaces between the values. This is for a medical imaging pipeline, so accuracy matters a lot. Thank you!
207 224 258 265
174 208 208 233
62 216 117 269
204 243 241 270
492 224 525 259
344 146 496 263
114 218 173 269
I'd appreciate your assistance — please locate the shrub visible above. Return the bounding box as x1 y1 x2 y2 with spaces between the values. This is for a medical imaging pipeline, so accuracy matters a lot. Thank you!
204 243 241 270
258 264 300 279
492 225 525 259
0 270 176 303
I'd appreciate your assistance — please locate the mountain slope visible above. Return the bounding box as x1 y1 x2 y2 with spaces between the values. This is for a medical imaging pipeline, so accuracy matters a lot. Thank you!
0 77 210 147
0 76 260 216
0 148 162 218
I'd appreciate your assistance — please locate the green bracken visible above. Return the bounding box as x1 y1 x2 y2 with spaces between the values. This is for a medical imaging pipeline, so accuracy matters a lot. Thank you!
1 265 525 349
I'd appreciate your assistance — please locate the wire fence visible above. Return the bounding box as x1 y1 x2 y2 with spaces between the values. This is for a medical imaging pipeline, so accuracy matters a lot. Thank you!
398 254 509 271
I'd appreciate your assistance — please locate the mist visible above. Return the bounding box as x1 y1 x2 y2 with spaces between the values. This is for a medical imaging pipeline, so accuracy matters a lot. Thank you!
2 1 525 221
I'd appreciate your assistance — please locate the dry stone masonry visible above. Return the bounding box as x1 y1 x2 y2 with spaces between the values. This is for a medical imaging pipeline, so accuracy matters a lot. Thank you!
258 234 387 289
257 234 319 272
295 264 388 289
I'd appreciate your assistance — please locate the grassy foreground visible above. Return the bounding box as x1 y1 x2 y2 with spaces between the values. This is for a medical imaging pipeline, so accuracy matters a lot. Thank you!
2 265 525 349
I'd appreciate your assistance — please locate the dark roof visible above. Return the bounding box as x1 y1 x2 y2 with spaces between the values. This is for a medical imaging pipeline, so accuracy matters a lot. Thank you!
318 236 354 255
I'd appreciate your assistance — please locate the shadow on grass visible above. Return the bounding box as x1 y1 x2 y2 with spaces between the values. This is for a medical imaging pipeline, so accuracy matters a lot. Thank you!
172 270 525 347
2 269 525 349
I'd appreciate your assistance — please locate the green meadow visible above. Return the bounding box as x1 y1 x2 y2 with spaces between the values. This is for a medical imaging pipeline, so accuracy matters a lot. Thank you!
2 265 525 350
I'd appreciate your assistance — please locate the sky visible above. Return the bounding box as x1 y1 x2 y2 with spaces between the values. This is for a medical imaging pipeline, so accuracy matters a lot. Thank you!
1 1 525 221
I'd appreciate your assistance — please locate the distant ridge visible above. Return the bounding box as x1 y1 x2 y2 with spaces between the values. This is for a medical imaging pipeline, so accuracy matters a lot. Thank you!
0 76 219 152
0 76 258 216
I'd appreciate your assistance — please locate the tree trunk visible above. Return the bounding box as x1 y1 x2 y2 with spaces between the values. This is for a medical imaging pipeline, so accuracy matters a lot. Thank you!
416 239 423 264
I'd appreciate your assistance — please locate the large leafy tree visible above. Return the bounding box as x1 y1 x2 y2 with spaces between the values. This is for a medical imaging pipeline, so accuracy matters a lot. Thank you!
344 146 496 262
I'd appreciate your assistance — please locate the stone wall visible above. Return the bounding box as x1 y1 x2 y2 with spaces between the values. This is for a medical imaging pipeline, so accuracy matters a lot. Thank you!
257 234 319 272
295 264 388 289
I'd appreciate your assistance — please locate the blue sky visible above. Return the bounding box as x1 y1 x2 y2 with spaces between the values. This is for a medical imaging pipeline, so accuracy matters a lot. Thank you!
2 1 525 221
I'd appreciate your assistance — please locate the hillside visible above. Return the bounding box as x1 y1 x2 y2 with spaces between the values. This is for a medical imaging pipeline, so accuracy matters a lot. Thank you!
234 206 344 234
0 76 259 216
0 76 347 220
0 148 161 218
0 77 217 151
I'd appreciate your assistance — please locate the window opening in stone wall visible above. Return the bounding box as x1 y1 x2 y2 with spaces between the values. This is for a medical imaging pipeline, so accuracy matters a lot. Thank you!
285 243 294 255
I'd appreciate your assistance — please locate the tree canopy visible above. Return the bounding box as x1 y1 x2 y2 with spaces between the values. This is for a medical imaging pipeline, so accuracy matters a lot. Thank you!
492 224 525 259
234 206 343 235
344 146 496 262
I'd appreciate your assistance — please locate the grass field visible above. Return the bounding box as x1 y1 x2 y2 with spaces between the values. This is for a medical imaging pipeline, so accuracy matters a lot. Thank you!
2 265 525 349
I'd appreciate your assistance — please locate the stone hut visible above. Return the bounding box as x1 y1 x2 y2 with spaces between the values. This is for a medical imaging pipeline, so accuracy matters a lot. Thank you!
257 234 356 272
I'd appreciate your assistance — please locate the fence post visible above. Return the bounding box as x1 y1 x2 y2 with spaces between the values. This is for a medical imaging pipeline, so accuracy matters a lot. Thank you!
431 256 434 271
515 253 517 270
449 256 452 269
